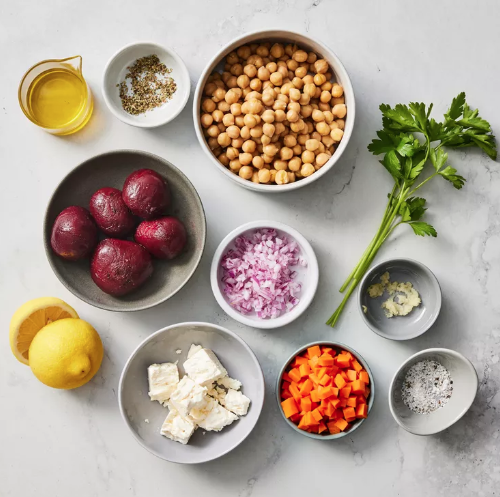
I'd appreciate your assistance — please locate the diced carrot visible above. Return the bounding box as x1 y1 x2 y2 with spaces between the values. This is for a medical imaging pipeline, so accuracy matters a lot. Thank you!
347 397 357 408
311 408 323 422
307 345 322 358
318 354 334 367
299 378 313 396
301 396 312 412
330 398 341 409
317 367 328 380
340 370 349 381
293 356 308 367
318 421 327 434
334 418 349 431
364 386 371 398
322 347 335 356
327 421 341 434
352 360 363 373
298 415 308 430
281 398 299 418
340 386 352 398
290 412 301 423
299 363 312 377
332 408 344 420
345 352 354 360
357 395 366 404
318 386 335 400
347 369 357 382
282 371 293 382
281 390 292 400
334 374 346 389
360 371 370 385
331 387 339 398
319 374 332 387
356 404 368 419
325 401 335 418
310 389 320 403
336 354 351 368
309 373 320 385
289 383 302 402
339 399 347 408
288 368 301 383
311 401 319 410
343 407 356 422
308 356 319 368
308 411 320 426
351 379 366 395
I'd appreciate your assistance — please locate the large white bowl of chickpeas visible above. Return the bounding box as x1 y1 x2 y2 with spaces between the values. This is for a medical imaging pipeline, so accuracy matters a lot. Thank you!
194 30 354 191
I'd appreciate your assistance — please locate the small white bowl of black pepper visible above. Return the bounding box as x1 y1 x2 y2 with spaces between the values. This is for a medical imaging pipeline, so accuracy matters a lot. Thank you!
389 348 478 436
102 41 190 128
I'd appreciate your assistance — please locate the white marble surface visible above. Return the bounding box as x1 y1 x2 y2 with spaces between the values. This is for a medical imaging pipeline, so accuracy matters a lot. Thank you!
1 1 499 495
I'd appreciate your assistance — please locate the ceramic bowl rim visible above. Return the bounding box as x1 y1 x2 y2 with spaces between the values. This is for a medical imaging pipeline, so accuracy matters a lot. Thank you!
192 28 356 193
118 321 266 464
388 347 479 435
357 257 442 340
210 220 319 329
276 340 375 439
43 149 206 312
102 41 190 128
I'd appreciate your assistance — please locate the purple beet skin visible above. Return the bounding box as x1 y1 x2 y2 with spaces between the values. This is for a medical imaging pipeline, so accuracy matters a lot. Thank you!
90 239 153 296
135 216 187 259
89 187 135 237
50 206 98 261
122 169 170 219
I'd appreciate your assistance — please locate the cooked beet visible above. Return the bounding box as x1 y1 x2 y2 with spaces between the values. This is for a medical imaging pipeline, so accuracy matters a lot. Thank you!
90 239 153 296
50 206 98 261
122 169 170 219
135 216 187 259
89 187 135 237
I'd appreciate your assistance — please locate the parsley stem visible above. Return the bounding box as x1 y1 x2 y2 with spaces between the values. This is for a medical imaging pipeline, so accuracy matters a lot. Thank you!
327 279 358 327
408 171 438 196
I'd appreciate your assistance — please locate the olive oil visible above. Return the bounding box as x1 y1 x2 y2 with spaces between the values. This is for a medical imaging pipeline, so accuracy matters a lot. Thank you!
27 68 87 129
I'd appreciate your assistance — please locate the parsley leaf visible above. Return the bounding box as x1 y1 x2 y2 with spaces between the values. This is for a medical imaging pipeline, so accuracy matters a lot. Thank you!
380 103 421 132
439 166 466 189
409 102 428 132
445 92 466 122
409 222 437 237
381 150 403 180
368 130 398 155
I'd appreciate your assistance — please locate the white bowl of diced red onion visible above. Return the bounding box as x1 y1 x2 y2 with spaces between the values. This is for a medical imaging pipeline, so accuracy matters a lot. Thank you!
210 220 319 329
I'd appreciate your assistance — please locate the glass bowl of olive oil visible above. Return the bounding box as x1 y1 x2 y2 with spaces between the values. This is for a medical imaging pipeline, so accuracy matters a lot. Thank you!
18 55 93 135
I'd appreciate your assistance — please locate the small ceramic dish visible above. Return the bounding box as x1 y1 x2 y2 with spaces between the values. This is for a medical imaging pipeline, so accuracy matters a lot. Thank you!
119 322 265 464
102 41 190 128
44 150 206 312
210 220 319 329
193 29 355 193
358 258 442 340
276 341 375 439
389 348 478 435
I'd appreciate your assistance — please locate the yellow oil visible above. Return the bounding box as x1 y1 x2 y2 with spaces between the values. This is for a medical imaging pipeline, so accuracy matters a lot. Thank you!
27 68 87 129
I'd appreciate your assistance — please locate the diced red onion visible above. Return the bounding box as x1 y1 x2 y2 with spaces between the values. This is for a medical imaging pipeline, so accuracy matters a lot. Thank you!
220 229 306 319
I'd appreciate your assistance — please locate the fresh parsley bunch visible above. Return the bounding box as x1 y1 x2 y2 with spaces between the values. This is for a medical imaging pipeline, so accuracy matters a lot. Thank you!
327 92 496 327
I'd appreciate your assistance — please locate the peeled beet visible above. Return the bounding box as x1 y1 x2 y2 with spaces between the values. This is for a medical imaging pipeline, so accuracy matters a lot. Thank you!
90 239 153 296
135 216 187 259
122 169 170 219
89 187 135 237
51 206 98 261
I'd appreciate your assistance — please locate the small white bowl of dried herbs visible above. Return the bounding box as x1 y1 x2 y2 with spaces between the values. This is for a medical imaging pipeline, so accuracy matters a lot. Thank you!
103 41 190 128
389 348 478 435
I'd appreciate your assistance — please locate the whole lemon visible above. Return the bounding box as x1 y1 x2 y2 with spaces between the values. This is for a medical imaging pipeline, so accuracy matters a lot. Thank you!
29 318 103 390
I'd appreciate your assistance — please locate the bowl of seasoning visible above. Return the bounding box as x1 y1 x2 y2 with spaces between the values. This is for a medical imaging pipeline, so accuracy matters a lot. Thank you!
389 348 478 435
210 220 319 329
103 42 190 128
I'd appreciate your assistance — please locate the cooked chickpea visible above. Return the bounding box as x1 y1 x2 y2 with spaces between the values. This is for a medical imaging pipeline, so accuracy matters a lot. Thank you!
218 152 229 166
235 75 249 89
299 93 310 106
275 170 289 185
235 115 245 127
286 109 299 123
269 72 282 86
258 168 271 183
207 124 220 137
202 99 216 113
274 109 286 122
263 144 278 156
212 110 224 123
250 156 262 170
311 109 325 122
227 52 239 65
213 87 226 102
287 172 296 183
243 114 258 129
229 159 242 172
226 76 238 89
307 52 317 64
232 137 244 148
225 89 239 105
261 135 271 146
332 83 344 98
315 152 330 168
294 66 306 79
201 113 213 128
270 43 285 58
243 64 257 79
250 125 263 138
288 101 300 113
239 153 253 166
218 101 230 112
292 144 302 155
302 83 315 98
313 73 327 86
283 135 297 148
322 135 334 148
305 138 320 151
226 147 239 160
332 104 347 119
263 123 275 137
273 99 287 112
288 88 300 101
277 93 289 103
238 165 253 179
288 156 302 171
249 78 262 91
291 77 304 89
274 159 287 171
241 140 256 153
207 137 218 150
237 45 251 59
301 163 315 177
316 122 330 136
302 149 315 163
320 91 332 104
255 66 269 81
336 119 345 130
266 61 277 72
321 81 333 92
204 82 217 96
240 126 251 140
269 169 278 182
261 109 275 123
226 125 240 139
330 128 344 142
262 92 275 107
222 113 235 127
314 59 329 74
217 132 231 147
290 119 305 133
253 56 264 68
292 50 308 63
256 45 269 57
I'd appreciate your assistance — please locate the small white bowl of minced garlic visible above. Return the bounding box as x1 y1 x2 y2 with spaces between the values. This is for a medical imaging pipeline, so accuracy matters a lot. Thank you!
358 258 442 340
102 42 190 128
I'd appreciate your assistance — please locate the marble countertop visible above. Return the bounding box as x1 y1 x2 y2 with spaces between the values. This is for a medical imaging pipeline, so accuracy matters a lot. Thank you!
1 1 499 495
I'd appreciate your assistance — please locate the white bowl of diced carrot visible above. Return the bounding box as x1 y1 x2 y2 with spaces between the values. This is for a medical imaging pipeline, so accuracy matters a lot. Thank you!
277 341 374 439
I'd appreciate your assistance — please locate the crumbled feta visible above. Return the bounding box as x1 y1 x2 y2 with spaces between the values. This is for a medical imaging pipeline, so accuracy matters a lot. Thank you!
183 349 227 386
148 363 179 403
217 376 242 391
224 389 251 416
175 349 182 355
207 385 227 404
187 344 203 358
195 397 238 432
160 408 196 445
169 376 208 418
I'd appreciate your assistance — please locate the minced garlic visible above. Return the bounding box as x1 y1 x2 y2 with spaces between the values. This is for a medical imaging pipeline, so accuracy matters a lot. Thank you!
367 272 421 318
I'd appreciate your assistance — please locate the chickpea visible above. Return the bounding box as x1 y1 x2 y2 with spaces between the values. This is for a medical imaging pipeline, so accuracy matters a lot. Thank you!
294 66 307 79
229 159 242 172
235 115 245 127
303 74 314 85
212 110 224 123
261 109 275 124
273 99 287 112
320 91 332 104
258 168 271 183
330 128 344 142
270 43 285 58
249 78 262 91
287 171 296 183
218 152 230 166
317 102 328 112
226 125 240 139
277 146 292 160
332 96 345 106
241 140 256 154
269 169 278 182
240 101 250 114
262 153 274 164
279 82 293 96
242 114 257 129
255 66 269 81
286 58 299 71
322 135 334 148
292 50 308 63
290 119 305 132
263 144 278 156
313 73 326 86
288 101 300 113
239 153 253 166
250 125 263 138
299 93 310 106
315 152 330 168
208 137 218 150
302 84 316 99
277 65 288 78
322 111 333 124
249 156 262 170
311 109 325 122
316 122 330 136
253 56 264 68
243 64 257 79
246 98 262 114
238 165 253 179
227 52 239 65
277 93 289 103
207 124 220 138
266 61 278 73
235 74 249 89
274 109 286 122
213 88 226 102
332 83 344 98
274 160 288 171
288 88 301 101
314 59 329 74
286 109 299 123
202 98 216 113
275 170 289 185
222 71 232 83
204 82 217 96
226 76 238 88
240 125 251 140
307 52 317 64
268 72 282 86
230 63 243 77
217 132 231 147
263 123 276 137
250 171 259 183
292 144 302 155
232 137 244 148
301 163 315 177
256 45 269 57
302 149 315 163
336 119 345 130
332 104 347 119
201 113 213 128
218 101 230 112
228 103 240 116
329 121 339 131
261 135 271 146
262 91 275 106
288 156 302 171
321 81 333 92
305 138 320 151
283 135 297 148
225 89 239 105
222 113 235 127
226 147 239 160
291 77 304 89
285 43 298 57
237 45 251 59
306 121 314 134
275 122 286 135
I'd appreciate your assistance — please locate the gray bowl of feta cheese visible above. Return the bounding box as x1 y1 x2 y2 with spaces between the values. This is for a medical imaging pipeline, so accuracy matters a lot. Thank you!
358 258 442 340
118 322 265 464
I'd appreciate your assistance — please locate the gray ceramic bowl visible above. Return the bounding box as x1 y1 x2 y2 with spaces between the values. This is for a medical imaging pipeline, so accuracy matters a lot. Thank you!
358 258 442 340
276 341 374 439
389 348 478 435
119 322 265 464
44 150 206 312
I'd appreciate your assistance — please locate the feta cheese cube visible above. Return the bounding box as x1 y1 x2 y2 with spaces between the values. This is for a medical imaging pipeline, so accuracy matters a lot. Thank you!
207 385 227 404
183 348 227 386
169 376 208 418
217 376 242 391
160 408 196 445
148 363 179 404
187 343 203 358
224 389 251 416
195 398 238 432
